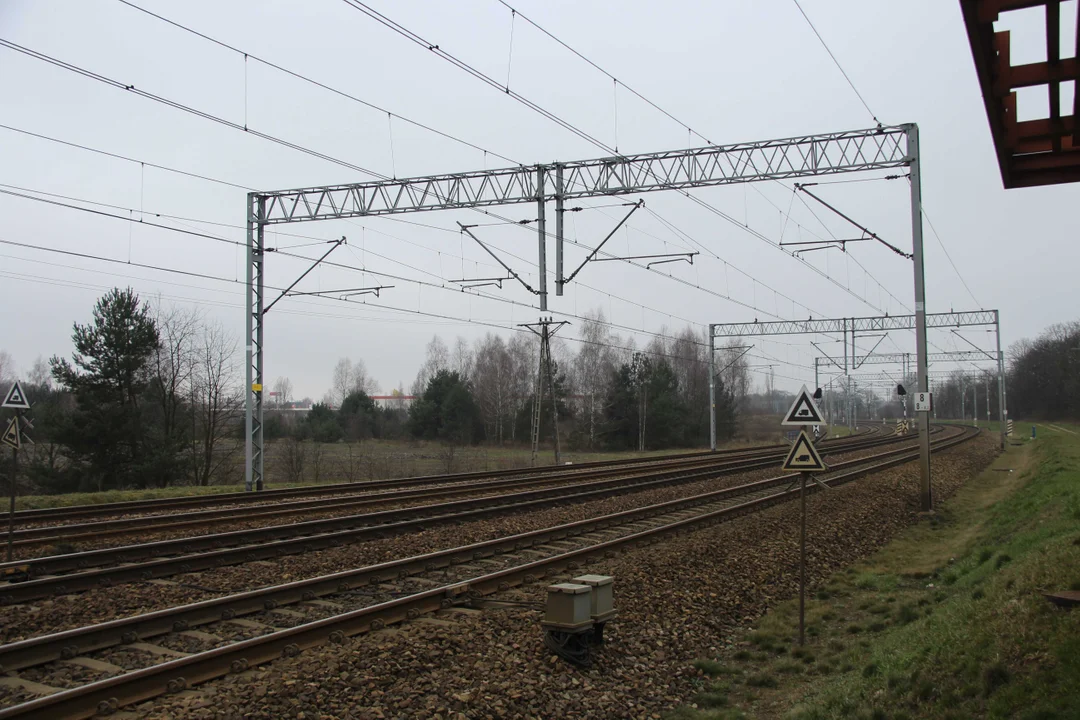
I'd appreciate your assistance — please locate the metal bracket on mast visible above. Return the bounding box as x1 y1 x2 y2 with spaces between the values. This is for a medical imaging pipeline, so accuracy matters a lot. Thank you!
449 275 512 291
591 252 698 269
263 236 347 315
562 200 644 285
795 184 913 259
287 285 395 300
457 222 539 296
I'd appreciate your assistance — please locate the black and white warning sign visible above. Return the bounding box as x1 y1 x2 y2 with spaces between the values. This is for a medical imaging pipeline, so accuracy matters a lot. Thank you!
782 430 827 472
781 385 825 426
2 381 30 410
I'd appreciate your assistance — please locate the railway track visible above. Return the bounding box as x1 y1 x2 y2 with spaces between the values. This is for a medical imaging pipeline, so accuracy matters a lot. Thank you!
4 430 887 550
0 429 912 603
9 430 882 528
7 444 770 527
0 426 978 719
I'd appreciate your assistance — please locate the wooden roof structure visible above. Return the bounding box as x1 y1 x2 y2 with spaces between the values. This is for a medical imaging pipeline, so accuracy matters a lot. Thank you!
961 0 1080 187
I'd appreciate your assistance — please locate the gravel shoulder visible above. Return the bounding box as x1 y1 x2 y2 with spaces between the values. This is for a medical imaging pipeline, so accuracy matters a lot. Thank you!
134 435 998 720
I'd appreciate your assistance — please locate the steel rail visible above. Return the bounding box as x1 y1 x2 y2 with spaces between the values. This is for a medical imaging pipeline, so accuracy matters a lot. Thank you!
7 447 738 525
8 431 886 547
0 431 915 600
0 426 964 674
9 430 879 526
0 427 979 720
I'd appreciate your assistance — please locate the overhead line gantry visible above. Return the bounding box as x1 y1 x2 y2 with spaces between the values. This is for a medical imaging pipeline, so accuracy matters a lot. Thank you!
245 124 927 503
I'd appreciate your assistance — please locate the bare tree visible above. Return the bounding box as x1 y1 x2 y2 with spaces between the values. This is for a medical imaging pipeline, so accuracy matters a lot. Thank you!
473 333 514 443
273 376 293 407
350 358 378 395
330 358 353 406
452 336 473 381
309 440 324 484
150 303 200 484
27 356 52 390
190 321 242 486
572 309 619 448
280 436 306 484
330 357 378 405
507 333 539 442
0 349 15 388
411 335 450 395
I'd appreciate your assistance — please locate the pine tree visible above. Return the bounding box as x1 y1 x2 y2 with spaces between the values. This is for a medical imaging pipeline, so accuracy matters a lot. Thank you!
50 288 164 491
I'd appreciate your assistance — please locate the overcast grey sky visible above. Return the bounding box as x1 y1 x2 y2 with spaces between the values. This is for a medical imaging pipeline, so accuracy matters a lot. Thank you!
1 0 1075 399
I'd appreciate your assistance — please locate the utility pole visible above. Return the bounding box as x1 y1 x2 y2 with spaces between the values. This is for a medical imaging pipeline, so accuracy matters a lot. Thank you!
709 325 716 451
963 377 972 423
996 313 1006 450
906 124 933 511
520 317 569 466
973 380 978 428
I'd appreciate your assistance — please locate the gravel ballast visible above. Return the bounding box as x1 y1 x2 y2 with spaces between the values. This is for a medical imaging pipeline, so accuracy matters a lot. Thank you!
132 435 998 720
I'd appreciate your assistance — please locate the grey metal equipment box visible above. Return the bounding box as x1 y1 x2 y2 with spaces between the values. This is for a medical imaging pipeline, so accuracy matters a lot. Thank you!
542 583 594 631
572 574 617 623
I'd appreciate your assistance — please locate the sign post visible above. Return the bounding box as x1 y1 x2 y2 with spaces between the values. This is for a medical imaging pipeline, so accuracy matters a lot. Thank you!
782 387 828 645
2 382 32 563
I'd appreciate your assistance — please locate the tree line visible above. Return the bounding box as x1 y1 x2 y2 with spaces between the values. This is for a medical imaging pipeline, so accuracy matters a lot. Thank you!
2 290 751 493
4 288 242 494
1006 321 1080 421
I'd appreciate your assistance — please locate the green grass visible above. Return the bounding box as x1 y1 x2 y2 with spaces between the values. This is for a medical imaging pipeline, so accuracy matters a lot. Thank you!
670 422 1080 720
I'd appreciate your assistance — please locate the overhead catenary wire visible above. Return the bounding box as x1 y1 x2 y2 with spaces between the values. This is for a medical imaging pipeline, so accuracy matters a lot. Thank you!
115 0 519 166
6 18 893 351
2 121 807 329
0 38 386 179
790 0 881 126
1 247 812 381
472 2 921 321
335 2 902 318
0 180 731 343
486 0 906 318
3 24 887 329
920 202 982 309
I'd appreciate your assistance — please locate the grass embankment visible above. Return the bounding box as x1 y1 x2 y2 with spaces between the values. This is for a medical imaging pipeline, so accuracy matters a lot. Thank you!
672 423 1080 720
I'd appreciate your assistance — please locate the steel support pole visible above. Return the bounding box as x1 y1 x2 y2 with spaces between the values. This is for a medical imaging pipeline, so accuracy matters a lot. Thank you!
973 380 978 428
996 313 1006 450
906 124 933 511
536 167 547 311
245 194 267 492
244 195 256 492
254 207 266 491
555 164 564 297
547 324 562 464
709 325 716 451
7 446 16 563
799 470 807 646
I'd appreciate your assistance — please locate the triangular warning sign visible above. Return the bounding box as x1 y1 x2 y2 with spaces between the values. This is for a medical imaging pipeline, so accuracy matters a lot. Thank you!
1 416 20 450
781 385 824 426
782 430 826 472
2 381 30 410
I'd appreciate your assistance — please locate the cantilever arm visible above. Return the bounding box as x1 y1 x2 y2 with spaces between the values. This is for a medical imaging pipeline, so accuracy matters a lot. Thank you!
457 223 538 295
563 200 644 284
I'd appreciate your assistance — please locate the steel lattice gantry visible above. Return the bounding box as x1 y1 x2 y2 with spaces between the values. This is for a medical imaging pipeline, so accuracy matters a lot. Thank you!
245 124 918 493
709 310 1007 511
709 310 998 337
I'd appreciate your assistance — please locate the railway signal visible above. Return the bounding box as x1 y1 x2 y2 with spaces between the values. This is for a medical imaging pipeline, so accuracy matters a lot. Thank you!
780 392 829 648
3 382 33 562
